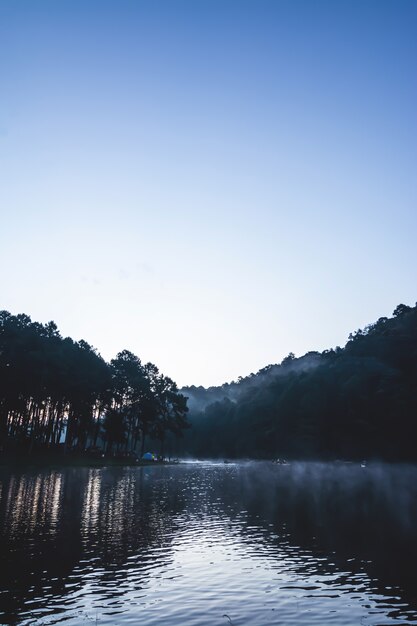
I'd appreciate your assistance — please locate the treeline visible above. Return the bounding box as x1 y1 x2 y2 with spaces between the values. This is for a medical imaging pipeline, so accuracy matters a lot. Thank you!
0 311 188 458
180 303 417 461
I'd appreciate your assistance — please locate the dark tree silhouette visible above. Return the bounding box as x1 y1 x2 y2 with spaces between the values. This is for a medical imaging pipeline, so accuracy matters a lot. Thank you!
180 303 417 462
0 311 189 461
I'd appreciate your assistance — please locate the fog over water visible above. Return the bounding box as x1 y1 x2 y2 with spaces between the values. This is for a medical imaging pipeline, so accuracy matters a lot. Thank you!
1 461 417 625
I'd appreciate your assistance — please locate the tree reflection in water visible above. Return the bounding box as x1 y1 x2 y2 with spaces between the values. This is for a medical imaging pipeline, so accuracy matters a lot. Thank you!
0 462 416 626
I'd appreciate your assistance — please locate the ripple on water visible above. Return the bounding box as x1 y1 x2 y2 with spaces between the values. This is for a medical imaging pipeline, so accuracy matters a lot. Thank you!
1 462 417 626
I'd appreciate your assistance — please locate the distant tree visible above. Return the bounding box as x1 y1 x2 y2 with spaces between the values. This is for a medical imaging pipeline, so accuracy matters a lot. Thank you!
179 303 417 462
150 375 189 457
393 304 412 317
0 312 188 458
102 408 127 453
281 352 295 366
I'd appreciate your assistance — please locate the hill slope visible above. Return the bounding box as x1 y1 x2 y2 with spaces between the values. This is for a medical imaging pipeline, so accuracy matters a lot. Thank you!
180 303 417 461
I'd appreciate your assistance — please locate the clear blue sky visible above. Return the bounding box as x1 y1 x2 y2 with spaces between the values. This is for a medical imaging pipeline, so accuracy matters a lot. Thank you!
1 0 416 387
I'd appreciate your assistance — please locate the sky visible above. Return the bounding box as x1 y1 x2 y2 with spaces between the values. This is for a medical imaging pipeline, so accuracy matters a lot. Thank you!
1 0 416 388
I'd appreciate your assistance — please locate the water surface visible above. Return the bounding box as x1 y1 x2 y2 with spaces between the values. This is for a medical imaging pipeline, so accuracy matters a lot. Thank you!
1 461 417 626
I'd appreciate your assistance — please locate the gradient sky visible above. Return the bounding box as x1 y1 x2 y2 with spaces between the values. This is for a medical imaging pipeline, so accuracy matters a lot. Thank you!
1 0 416 387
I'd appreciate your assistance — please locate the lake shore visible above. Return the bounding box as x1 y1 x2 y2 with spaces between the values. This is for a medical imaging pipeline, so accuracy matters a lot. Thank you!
0 452 179 470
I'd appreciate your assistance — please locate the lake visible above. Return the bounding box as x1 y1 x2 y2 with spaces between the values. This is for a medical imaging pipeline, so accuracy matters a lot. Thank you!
1 461 417 626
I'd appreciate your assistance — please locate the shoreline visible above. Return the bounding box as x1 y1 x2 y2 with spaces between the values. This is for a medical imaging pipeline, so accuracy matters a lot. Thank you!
0 454 180 470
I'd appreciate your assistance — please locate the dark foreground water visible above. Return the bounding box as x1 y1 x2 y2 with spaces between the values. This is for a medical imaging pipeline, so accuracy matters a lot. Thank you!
1 462 417 626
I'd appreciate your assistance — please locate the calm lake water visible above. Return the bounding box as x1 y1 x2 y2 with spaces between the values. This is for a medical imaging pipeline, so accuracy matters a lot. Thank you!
1 461 417 626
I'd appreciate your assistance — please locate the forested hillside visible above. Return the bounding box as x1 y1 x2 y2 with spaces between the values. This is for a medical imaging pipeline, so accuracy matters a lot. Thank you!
2 304 416 463
0 311 189 458
181 304 417 461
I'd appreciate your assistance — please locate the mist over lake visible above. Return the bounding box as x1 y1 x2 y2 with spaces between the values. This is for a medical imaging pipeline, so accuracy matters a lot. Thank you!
1 1 416 624
1 461 417 626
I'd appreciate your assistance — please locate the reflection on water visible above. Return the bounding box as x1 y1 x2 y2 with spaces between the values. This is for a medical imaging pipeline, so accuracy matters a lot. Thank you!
0 462 417 626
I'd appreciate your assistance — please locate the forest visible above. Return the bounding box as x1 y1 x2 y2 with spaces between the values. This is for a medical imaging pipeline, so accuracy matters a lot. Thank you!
180 303 417 462
0 311 189 460
1 303 416 463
